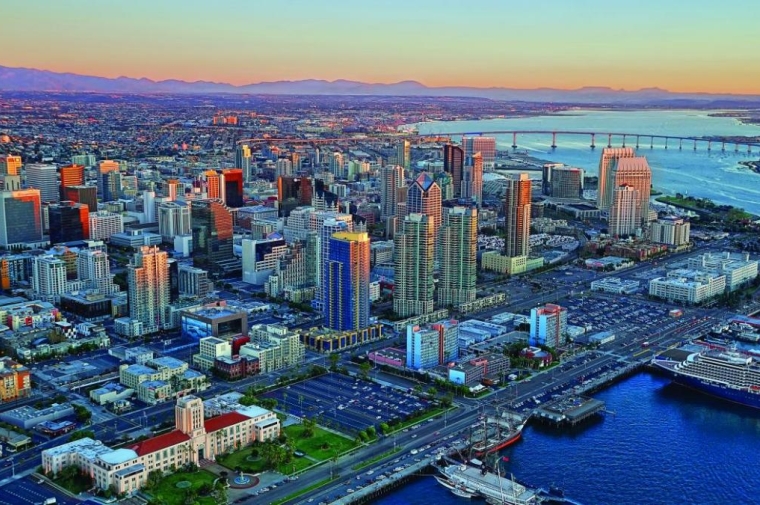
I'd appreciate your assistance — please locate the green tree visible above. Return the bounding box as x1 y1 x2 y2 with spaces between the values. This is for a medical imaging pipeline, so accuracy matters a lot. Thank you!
302 417 316 438
69 430 95 442
328 353 340 371
358 361 372 380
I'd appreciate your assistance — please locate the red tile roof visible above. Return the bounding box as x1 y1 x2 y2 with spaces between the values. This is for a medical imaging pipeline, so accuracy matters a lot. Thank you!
129 430 191 457
204 411 250 433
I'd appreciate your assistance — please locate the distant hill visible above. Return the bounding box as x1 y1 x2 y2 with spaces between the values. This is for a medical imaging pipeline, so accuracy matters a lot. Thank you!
2 65 760 105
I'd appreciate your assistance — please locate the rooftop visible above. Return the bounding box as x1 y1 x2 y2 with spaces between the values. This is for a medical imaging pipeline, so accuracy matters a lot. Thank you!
99 448 139 465
205 411 251 432
129 430 190 457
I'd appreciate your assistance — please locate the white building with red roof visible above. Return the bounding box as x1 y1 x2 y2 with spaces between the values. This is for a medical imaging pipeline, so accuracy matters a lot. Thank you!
42 395 279 494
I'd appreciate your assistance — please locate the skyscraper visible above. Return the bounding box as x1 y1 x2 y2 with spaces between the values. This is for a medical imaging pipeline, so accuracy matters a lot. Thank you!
163 179 181 201
0 155 22 176
48 201 90 244
529 303 568 348
158 201 191 242
32 255 67 303
438 206 477 308
596 147 635 209
277 176 312 218
222 169 244 208
128 246 170 333
77 247 119 295
323 231 370 331
609 184 641 237
380 165 404 219
191 200 234 276
314 215 353 309
0 189 43 247
329 152 344 178
504 173 532 258
407 172 442 233
461 152 483 205
443 144 464 198
549 166 584 199
393 213 435 317
59 164 85 200
609 157 652 226
63 185 97 212
204 170 224 200
396 140 411 171
99 160 121 202
462 136 496 169
275 159 293 179
235 144 252 183
26 164 59 202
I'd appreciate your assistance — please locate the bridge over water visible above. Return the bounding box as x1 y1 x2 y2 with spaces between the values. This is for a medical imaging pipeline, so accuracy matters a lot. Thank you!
237 130 760 152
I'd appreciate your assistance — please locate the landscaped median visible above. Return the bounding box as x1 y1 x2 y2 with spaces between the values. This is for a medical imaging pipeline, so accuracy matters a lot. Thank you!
270 476 340 505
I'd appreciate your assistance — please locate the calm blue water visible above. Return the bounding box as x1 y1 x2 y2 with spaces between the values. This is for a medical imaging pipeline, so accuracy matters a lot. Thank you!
377 373 760 505
416 110 760 215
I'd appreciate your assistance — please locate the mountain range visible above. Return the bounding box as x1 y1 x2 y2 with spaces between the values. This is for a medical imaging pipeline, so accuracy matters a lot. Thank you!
1 65 760 105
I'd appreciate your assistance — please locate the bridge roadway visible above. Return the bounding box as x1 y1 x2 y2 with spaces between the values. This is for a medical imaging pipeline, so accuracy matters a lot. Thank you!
236 131 760 150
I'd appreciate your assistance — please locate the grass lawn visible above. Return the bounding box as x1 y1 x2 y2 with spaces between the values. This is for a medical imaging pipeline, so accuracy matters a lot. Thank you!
218 426 356 475
147 470 218 505
284 424 357 461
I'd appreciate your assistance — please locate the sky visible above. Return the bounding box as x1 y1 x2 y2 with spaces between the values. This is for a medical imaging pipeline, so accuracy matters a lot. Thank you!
3 0 760 93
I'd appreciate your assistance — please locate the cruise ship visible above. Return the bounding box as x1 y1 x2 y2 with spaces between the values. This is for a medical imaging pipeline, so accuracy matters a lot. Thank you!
651 348 760 410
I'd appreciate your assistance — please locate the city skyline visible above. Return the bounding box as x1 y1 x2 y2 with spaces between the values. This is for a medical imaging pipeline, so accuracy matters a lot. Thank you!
3 0 760 94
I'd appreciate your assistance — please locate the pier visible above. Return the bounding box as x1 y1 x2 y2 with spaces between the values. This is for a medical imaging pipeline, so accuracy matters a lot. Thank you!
534 396 606 427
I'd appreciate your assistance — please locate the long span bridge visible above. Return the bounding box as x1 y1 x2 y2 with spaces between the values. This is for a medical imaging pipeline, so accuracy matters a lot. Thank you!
237 130 760 152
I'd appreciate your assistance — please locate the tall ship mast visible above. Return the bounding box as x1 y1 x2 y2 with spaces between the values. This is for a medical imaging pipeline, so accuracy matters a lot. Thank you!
470 412 526 458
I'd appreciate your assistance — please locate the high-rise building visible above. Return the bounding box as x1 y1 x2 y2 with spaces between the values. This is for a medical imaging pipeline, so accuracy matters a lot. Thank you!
314 215 353 309
650 216 691 246
77 246 119 295
191 200 234 276
142 190 156 223
380 165 404 219
128 246 170 333
63 185 97 212
462 136 496 169
275 159 293 179
393 213 435 317
32 255 68 303
406 320 459 370
549 166 584 199
71 154 96 168
503 173 531 258
99 160 121 202
609 157 652 226
329 152 344 178
163 179 182 201
203 170 223 200
222 169 244 208
443 144 464 198
529 303 568 348
407 172 442 233
609 184 641 237
235 144 252 183
0 189 43 247
323 231 370 331
277 176 312 218
178 264 211 299
461 152 483 205
59 164 85 200
26 164 59 202
158 201 191 242
1 175 21 192
0 155 22 176
241 235 288 285
89 211 123 241
48 201 90 244
597 147 635 209
396 140 411 171
438 206 477 308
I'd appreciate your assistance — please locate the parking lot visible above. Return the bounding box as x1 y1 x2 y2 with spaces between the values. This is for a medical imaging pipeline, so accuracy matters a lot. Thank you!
262 374 429 434
563 294 674 337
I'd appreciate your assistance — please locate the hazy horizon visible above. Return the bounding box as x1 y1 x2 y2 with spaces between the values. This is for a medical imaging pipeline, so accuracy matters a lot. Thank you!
3 0 759 95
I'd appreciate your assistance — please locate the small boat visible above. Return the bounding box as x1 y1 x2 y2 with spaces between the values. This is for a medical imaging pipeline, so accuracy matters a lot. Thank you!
451 486 478 499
